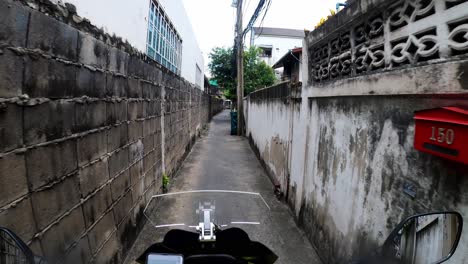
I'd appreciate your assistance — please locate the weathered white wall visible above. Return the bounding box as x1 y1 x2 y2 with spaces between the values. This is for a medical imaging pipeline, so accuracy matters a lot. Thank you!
298 3 468 262
67 0 204 88
251 35 303 66
245 1 468 260
298 97 468 264
246 83 468 264
245 87 292 190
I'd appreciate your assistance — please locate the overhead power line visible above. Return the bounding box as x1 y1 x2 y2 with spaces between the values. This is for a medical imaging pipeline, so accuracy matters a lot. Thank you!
231 0 272 78
257 0 271 29
242 0 272 37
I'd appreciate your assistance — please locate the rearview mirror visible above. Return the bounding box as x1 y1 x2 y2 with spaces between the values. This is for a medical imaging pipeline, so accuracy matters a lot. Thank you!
382 212 463 264
0 227 35 264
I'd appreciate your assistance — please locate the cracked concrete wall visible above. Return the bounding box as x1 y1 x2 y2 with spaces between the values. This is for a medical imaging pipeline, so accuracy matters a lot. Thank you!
245 0 468 263
0 0 215 263
246 76 468 264
290 96 468 264
245 82 294 193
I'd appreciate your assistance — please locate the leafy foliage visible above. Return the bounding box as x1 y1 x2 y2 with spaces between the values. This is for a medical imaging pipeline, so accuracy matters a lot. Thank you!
208 47 236 98
208 46 276 100
162 173 169 191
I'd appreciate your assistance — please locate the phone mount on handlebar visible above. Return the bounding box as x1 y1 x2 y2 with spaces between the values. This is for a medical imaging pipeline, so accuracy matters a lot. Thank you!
196 202 217 242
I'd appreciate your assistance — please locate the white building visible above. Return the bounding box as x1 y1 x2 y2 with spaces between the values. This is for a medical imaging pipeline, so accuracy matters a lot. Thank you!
66 0 205 89
250 27 304 68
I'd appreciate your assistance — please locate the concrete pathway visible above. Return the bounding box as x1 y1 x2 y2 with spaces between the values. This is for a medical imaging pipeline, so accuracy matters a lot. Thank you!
124 110 322 264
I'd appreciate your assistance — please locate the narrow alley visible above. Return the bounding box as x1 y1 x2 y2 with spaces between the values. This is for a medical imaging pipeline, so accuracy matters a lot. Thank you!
124 110 322 264
1 0 468 263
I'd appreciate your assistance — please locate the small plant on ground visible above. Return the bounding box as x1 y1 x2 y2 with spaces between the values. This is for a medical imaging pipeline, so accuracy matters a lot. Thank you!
162 173 170 193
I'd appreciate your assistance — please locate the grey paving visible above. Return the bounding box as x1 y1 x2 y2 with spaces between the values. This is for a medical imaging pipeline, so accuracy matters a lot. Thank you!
124 110 322 264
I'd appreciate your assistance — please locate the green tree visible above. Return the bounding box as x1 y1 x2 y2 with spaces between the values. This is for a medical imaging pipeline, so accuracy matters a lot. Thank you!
208 46 276 100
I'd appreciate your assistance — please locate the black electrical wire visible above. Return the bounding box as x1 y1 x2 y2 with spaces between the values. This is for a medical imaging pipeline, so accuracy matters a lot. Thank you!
242 0 272 37
232 0 272 75
256 0 271 34
243 0 265 36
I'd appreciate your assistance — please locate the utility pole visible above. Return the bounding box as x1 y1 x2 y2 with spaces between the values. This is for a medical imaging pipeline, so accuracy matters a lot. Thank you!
236 0 244 136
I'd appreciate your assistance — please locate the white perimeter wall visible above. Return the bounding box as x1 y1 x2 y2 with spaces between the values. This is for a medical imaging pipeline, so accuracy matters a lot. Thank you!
245 98 292 191
66 0 204 89
244 46 468 264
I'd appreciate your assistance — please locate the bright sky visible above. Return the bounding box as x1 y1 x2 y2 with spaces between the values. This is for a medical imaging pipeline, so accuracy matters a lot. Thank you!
182 0 337 73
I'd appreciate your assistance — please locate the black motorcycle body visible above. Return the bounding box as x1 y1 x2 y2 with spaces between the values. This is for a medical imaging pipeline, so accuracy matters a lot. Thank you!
136 228 278 264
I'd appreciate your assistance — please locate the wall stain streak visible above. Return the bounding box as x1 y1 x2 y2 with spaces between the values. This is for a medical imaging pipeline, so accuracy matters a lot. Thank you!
245 83 468 264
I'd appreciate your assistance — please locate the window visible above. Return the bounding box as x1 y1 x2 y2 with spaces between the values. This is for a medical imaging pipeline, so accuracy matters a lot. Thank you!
259 47 272 57
146 0 182 74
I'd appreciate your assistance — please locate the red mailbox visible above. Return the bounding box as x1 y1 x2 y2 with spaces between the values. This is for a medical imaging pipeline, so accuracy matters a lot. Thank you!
414 107 468 164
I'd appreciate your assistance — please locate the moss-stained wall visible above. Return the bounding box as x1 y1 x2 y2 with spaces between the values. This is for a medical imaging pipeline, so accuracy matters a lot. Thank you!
245 0 468 263
290 96 468 264
0 0 220 263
